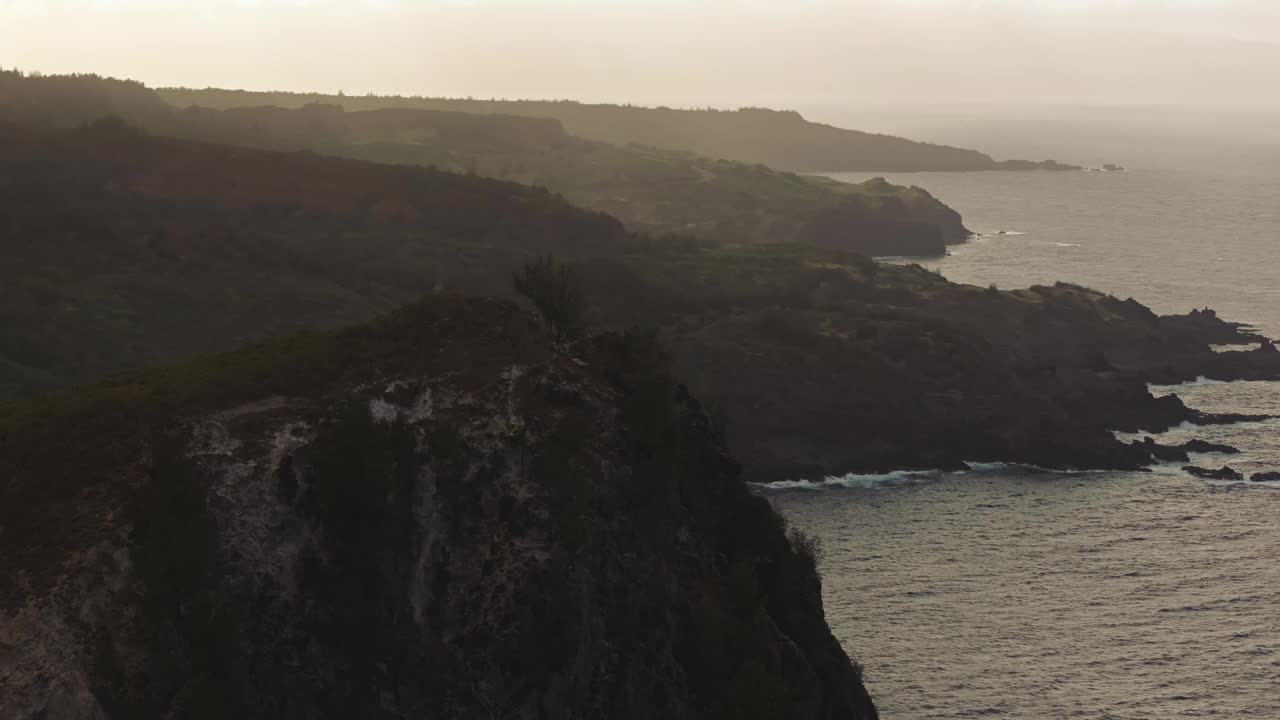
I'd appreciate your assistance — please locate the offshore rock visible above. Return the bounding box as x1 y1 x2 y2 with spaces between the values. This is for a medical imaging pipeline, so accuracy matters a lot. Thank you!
1179 440 1241 455
1182 465 1245 481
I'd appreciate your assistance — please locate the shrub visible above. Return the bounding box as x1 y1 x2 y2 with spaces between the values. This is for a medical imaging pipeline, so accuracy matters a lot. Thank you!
512 254 586 343
787 527 825 578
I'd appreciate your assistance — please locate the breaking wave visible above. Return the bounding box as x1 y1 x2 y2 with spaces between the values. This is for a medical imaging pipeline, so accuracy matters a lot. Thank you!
753 469 940 492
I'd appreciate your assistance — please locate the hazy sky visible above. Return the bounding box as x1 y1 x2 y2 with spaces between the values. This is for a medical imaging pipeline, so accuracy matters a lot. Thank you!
3 0 1278 109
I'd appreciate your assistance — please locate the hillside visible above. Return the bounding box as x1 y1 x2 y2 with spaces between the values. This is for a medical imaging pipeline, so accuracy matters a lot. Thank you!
0 71 970 254
0 118 623 398
3 120 1278 484
0 296 878 719
159 86 1081 173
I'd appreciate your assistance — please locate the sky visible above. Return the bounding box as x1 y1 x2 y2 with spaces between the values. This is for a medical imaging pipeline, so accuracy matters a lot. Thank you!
2 0 1278 109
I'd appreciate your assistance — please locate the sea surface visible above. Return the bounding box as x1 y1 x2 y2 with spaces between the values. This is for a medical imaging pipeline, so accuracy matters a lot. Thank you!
768 163 1280 719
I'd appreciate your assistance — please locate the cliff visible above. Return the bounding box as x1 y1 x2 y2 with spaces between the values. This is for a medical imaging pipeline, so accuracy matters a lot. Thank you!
157 87 1081 173
0 297 878 719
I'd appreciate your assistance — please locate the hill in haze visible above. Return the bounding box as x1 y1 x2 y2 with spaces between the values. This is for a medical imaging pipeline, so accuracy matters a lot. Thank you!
159 86 1081 173
0 70 970 255
173 102 971 249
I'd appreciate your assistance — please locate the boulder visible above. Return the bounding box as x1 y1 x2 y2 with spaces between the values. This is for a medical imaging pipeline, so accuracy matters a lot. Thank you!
1250 472 1280 483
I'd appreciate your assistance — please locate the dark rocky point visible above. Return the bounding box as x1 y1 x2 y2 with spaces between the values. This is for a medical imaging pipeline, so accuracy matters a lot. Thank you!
1132 437 1189 462
1182 465 1245 481
1179 440 1241 455
1193 411 1277 426
1250 471 1280 483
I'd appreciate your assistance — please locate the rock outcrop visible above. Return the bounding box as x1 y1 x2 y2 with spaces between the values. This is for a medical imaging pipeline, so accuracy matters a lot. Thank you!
0 297 878 720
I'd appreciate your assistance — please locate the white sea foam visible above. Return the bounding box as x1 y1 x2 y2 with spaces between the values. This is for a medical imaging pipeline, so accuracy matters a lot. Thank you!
753 462 1098 492
1055 242 1082 248
753 469 938 492
963 461 1094 475
964 462 1009 472
753 478 829 491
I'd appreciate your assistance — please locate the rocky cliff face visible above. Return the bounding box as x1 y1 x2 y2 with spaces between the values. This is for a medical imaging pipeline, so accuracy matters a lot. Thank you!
800 178 971 257
0 298 877 720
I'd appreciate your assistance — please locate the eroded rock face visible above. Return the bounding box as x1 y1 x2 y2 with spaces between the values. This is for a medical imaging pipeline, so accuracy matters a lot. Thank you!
1 327 877 720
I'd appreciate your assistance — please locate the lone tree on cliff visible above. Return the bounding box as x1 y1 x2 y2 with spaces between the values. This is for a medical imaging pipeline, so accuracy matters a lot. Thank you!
512 254 586 343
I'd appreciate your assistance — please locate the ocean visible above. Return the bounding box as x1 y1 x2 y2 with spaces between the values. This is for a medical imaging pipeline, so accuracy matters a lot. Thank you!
767 159 1280 718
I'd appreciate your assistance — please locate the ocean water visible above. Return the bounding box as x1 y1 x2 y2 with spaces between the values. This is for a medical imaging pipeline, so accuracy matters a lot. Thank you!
833 168 1280 337
772 165 1280 718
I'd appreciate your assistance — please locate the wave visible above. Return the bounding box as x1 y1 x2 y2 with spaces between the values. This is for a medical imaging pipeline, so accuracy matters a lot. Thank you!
964 461 1095 475
1055 242 1082 248
1210 344 1253 353
753 462 1097 492
1183 376 1230 386
965 462 1010 472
